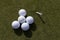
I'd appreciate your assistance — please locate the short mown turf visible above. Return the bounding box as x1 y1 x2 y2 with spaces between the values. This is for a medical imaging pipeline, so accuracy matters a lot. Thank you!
0 0 60 40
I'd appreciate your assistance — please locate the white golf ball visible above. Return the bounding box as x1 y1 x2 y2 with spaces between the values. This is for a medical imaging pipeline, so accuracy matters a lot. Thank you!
26 16 34 24
12 21 20 29
21 23 29 31
18 16 25 23
18 9 27 16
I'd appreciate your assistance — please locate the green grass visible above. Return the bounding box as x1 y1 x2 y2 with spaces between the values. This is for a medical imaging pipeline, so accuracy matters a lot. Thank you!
0 0 60 40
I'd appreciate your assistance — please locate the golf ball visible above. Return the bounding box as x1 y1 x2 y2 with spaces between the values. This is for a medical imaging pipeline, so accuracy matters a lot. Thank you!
18 16 25 23
26 16 34 24
12 21 20 29
18 9 27 16
21 23 29 31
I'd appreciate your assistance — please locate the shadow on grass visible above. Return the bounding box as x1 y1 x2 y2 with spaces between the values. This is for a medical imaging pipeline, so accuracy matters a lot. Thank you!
25 15 27 18
30 23 37 31
13 19 37 38
23 30 32 38
23 23 37 38
37 14 46 24
13 27 23 36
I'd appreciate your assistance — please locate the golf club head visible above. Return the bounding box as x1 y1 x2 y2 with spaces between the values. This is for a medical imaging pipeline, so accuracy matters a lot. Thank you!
36 12 42 15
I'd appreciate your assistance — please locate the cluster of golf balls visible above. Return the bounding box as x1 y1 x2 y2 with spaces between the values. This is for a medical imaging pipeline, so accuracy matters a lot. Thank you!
11 9 34 31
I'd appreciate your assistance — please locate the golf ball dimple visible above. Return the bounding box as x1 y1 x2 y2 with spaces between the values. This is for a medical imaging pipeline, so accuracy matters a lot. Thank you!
26 16 34 24
18 16 25 23
12 21 20 29
18 9 27 16
21 23 29 31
